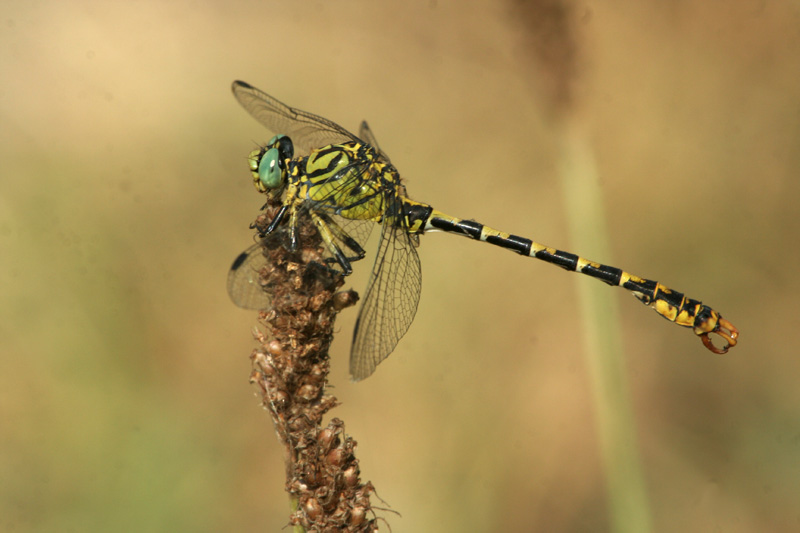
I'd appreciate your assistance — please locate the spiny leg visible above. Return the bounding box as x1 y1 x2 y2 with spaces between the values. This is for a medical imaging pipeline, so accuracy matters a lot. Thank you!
424 209 738 353
262 204 289 235
315 211 367 263
310 211 355 275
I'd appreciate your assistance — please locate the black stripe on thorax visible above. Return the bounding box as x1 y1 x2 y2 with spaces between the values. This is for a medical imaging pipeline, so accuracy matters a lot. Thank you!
306 159 346 180
337 188 383 210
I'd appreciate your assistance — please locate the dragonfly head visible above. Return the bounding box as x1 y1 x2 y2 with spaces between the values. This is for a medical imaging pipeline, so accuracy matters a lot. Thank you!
248 135 294 194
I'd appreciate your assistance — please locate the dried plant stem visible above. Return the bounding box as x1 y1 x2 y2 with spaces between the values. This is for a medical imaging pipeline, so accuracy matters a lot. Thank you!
246 203 378 532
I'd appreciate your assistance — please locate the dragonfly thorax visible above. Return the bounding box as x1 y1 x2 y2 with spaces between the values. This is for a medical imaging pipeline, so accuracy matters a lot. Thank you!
302 142 387 221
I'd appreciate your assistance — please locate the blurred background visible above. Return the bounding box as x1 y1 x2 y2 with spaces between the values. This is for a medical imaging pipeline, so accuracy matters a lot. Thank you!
2 1 799 531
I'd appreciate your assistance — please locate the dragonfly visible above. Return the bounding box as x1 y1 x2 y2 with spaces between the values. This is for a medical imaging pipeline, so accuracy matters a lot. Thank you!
227 80 739 381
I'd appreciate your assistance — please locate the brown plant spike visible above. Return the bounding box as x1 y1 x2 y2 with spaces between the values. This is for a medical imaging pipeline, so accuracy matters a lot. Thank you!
246 201 378 532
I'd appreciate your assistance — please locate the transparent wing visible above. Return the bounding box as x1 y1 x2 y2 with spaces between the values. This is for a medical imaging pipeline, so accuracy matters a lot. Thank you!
300 158 382 251
350 200 422 381
227 241 272 309
305 159 374 211
307 209 375 271
232 80 361 156
323 213 375 260
358 120 391 163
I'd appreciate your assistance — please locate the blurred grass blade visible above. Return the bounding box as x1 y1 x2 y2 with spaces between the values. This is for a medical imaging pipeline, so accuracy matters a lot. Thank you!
558 118 653 533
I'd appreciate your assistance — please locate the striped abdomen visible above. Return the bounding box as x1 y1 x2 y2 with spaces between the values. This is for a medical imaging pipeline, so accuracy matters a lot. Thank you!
417 206 738 354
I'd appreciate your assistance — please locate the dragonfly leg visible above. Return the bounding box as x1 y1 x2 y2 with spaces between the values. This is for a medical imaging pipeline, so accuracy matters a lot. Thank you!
263 204 289 235
311 212 353 275
286 208 300 251
317 212 367 262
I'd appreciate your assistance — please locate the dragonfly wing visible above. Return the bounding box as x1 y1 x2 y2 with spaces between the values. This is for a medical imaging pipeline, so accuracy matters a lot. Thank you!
232 81 362 156
227 241 272 309
358 120 391 163
350 205 422 380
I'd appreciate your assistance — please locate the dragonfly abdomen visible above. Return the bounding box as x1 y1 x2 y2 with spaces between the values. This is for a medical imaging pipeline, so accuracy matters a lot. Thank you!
424 209 738 354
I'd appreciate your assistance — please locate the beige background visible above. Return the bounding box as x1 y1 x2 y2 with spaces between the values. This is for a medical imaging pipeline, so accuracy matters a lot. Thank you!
2 1 798 531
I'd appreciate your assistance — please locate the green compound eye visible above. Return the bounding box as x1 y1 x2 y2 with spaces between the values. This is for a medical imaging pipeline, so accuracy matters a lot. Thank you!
257 147 284 189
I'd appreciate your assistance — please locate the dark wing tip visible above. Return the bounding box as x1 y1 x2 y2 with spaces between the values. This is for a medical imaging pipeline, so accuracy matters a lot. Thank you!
229 250 250 270
232 80 253 92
